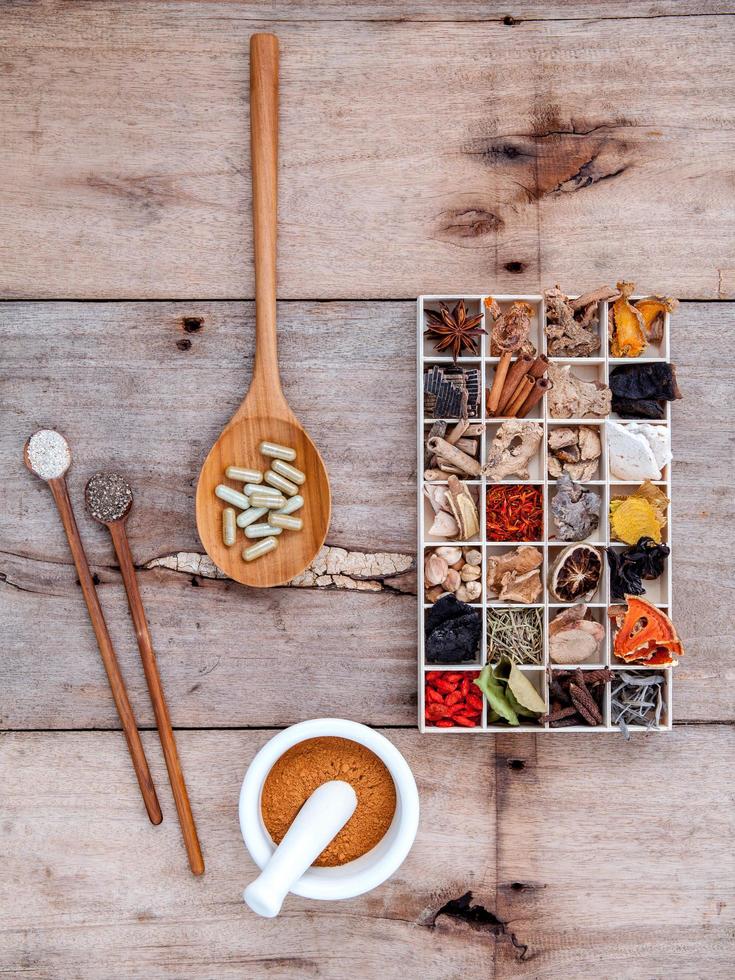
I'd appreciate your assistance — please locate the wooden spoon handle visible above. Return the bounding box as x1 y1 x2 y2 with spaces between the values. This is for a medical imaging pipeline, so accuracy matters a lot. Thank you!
48 478 162 825
248 33 284 406
109 521 205 875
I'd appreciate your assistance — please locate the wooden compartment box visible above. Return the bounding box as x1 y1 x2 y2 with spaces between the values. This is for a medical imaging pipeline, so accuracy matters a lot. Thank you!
417 294 674 734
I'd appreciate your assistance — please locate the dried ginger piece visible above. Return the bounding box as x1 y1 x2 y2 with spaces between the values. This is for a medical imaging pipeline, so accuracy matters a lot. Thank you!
547 363 611 418
609 281 646 358
487 545 542 595
634 295 678 344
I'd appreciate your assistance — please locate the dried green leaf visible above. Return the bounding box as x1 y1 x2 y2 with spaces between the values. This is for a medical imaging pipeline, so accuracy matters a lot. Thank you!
507 664 546 717
474 664 519 726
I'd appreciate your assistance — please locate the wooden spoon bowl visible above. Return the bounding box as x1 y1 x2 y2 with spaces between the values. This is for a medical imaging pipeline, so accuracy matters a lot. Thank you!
195 34 330 588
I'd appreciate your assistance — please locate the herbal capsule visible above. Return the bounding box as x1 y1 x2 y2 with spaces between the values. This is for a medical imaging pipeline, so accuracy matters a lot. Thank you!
270 513 303 532
236 506 268 528
250 490 287 509
276 494 304 516
259 441 296 462
264 470 298 497
243 536 278 561
225 466 262 484
215 484 250 510
243 483 269 496
244 522 283 539
271 459 306 485
222 507 237 546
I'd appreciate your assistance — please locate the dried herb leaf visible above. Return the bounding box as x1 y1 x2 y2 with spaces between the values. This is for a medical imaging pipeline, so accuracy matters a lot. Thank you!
474 663 519 726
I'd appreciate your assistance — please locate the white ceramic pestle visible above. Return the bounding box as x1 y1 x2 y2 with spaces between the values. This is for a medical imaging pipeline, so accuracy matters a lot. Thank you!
243 780 358 917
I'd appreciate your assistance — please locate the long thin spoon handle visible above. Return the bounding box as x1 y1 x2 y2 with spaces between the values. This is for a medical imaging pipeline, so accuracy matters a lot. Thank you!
109 521 204 875
248 32 284 404
47 478 162 825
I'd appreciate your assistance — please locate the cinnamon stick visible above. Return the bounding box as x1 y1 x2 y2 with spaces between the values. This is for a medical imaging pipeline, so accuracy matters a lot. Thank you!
516 377 552 418
486 351 512 416
496 354 534 415
505 375 535 417
527 354 550 379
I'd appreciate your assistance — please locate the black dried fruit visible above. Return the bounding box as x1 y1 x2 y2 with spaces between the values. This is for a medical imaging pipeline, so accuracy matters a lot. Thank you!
606 537 670 600
609 362 681 419
425 594 482 663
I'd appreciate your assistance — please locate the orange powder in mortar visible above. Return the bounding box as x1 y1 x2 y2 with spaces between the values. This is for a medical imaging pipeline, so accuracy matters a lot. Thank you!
260 736 397 867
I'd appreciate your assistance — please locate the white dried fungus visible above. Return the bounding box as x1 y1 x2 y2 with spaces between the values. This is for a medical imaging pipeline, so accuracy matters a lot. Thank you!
608 421 671 481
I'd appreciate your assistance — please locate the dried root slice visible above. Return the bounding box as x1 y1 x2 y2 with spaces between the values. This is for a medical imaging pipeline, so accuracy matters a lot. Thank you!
445 476 480 540
634 295 678 344
609 281 647 358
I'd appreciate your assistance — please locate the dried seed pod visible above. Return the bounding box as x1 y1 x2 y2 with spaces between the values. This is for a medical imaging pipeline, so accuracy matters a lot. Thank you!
435 546 462 564
443 569 461 592
425 554 449 586
456 581 482 603
464 549 482 566
460 564 482 582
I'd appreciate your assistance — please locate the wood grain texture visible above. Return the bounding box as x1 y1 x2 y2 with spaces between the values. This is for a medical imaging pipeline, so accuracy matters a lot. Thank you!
1 300 733 728
1 729 732 978
1 7 734 299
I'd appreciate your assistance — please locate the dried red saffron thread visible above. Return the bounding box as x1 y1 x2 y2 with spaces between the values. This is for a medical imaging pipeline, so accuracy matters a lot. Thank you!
486 484 543 542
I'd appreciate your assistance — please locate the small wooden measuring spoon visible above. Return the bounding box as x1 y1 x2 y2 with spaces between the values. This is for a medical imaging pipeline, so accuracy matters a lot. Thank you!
23 430 161 826
85 472 204 876
196 33 330 588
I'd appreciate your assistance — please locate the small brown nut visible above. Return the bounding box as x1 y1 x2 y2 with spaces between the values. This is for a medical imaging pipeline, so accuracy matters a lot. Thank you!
442 568 461 592
460 564 481 581
435 546 462 564
425 585 445 603
425 554 449 586
456 581 482 602
451 558 465 570
463 549 482 566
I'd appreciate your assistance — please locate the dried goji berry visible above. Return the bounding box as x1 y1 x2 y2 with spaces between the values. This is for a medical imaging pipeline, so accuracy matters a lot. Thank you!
466 694 484 712
434 679 455 695
445 690 463 706
425 703 450 720
434 719 454 728
444 673 462 683
461 676 471 697
453 714 479 727
425 686 444 704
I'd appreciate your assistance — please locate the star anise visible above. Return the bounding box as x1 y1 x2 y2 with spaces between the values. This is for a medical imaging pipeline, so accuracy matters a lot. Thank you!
425 300 485 361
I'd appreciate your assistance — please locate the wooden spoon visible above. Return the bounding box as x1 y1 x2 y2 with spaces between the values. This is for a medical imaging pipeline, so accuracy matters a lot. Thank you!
24 431 162 826
195 33 330 588
86 472 204 875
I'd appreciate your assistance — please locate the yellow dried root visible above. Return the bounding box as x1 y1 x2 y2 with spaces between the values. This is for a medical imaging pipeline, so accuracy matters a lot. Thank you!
609 281 646 358
634 295 678 344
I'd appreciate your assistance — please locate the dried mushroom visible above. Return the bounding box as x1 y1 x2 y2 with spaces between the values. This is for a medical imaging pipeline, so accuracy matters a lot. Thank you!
606 537 670 600
609 281 646 358
549 543 603 602
547 362 611 419
551 473 600 542
483 420 543 481
609 362 681 420
547 425 601 482
544 284 614 357
548 604 605 665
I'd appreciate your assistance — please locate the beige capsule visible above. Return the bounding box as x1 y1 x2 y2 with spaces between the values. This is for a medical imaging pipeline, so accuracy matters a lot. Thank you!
264 470 299 497
222 507 237 547
225 467 263 484
271 459 306 486
236 506 269 528
244 523 283 539
275 494 304 516
259 441 296 461
243 536 278 561
249 490 287 509
215 484 250 510
270 513 303 532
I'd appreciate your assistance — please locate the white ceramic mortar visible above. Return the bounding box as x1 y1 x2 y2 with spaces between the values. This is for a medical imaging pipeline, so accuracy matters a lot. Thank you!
239 718 420 902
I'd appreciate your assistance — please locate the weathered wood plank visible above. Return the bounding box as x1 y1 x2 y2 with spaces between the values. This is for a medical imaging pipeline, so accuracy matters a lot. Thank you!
1 10 734 298
493 731 735 978
0 730 497 980
1 301 733 727
1 729 732 978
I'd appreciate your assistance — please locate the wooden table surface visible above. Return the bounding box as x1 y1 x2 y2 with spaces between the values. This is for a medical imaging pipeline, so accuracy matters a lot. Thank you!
1 3 734 977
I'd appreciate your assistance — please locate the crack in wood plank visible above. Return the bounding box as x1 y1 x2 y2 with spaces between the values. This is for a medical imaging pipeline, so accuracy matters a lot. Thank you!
144 546 416 593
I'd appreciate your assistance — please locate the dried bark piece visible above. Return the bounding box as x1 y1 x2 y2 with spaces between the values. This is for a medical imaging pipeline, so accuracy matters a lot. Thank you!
544 284 603 357
551 473 600 541
483 420 543 481
609 281 647 357
547 363 611 419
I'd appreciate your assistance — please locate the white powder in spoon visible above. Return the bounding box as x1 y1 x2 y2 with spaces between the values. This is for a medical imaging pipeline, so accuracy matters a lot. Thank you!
27 429 71 479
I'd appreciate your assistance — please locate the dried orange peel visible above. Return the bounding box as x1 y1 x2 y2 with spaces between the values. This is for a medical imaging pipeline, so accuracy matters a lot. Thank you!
613 596 683 665
634 295 678 345
609 281 647 358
